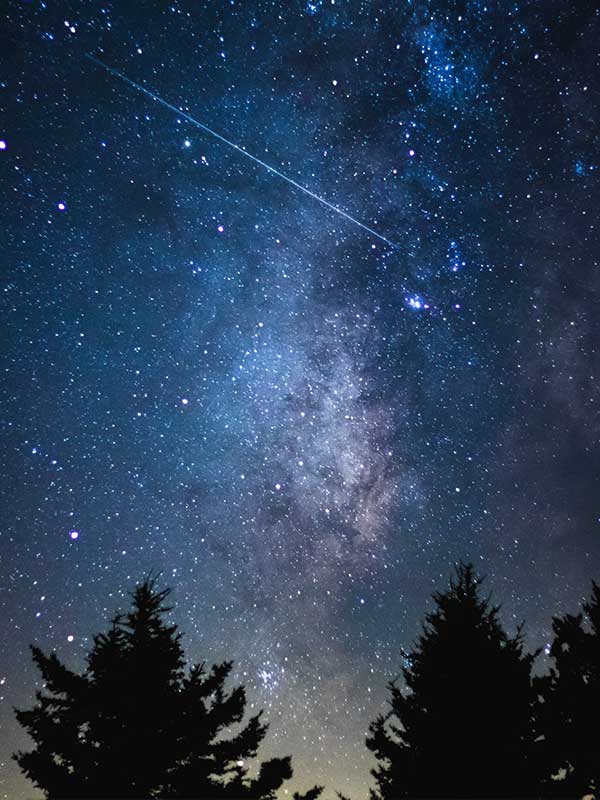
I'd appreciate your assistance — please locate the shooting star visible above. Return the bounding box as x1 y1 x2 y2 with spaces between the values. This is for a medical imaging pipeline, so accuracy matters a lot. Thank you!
85 54 398 249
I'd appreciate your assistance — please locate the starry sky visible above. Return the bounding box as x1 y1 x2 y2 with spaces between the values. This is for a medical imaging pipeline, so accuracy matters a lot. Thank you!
1 1 599 797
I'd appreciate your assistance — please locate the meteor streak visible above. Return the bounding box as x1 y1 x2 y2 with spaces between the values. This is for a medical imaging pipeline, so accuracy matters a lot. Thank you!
85 54 398 249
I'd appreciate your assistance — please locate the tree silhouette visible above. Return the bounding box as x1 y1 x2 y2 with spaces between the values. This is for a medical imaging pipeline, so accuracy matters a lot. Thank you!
14 576 314 799
366 563 542 799
293 788 325 800
538 581 600 797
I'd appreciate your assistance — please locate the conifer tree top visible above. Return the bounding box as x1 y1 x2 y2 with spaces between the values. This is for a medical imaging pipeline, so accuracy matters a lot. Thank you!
367 563 541 799
14 576 318 800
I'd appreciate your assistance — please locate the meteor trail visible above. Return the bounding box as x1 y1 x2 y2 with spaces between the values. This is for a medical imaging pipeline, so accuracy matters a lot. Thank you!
85 54 398 249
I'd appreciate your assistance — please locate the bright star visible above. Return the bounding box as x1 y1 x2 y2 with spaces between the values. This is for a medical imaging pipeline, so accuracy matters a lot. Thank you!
407 295 429 310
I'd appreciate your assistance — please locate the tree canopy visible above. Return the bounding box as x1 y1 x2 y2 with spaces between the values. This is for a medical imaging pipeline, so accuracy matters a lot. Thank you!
538 582 600 797
15 565 600 799
367 563 542 799
14 577 314 799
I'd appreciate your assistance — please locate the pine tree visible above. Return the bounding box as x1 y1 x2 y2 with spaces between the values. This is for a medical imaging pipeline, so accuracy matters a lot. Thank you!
366 563 542 799
539 582 600 797
14 577 303 799
293 787 324 800
164 659 293 799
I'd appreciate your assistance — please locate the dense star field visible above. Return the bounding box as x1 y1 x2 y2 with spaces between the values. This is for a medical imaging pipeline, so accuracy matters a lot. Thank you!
1 1 599 797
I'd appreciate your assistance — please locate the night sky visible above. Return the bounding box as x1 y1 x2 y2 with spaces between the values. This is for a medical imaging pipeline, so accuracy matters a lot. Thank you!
1 1 600 797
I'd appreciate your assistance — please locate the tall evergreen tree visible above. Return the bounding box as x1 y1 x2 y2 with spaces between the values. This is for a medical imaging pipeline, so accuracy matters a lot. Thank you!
14 577 308 799
538 582 600 797
366 563 542 799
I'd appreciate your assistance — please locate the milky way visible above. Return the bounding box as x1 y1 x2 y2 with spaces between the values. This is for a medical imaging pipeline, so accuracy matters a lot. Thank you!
1 1 599 798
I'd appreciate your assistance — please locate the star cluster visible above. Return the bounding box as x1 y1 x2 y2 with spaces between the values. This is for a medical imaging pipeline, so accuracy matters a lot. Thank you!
1 1 599 798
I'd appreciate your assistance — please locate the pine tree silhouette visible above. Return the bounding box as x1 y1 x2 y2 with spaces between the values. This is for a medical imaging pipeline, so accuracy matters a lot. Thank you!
293 787 324 800
538 582 600 797
366 563 542 799
14 576 315 799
